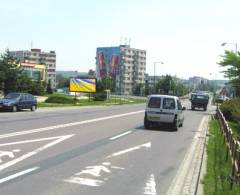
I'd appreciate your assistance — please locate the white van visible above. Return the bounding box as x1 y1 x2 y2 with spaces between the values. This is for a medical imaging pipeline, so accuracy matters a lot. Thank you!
144 95 186 130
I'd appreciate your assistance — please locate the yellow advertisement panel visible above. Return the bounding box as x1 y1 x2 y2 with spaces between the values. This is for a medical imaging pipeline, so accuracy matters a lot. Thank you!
69 78 96 93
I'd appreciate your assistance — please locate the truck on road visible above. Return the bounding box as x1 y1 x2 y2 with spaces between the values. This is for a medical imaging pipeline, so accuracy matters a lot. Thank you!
190 92 209 111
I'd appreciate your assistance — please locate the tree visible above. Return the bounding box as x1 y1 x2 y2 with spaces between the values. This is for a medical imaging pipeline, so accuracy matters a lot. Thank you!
56 74 69 88
0 51 22 95
88 69 96 78
0 51 46 96
219 50 240 96
156 75 176 94
101 76 114 92
156 75 189 96
46 79 53 94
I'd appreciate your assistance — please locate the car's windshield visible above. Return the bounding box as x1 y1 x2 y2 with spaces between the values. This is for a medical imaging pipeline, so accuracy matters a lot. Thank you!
193 95 207 99
5 93 20 99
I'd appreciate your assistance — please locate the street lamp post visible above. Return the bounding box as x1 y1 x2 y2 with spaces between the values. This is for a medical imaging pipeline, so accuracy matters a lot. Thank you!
154 61 164 94
221 42 238 54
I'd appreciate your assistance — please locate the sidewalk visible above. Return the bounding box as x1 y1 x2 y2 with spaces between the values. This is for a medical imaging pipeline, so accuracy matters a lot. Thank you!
167 115 209 195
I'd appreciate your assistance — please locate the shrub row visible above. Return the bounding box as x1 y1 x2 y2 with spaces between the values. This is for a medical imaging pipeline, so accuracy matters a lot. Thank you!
220 98 240 122
45 94 77 104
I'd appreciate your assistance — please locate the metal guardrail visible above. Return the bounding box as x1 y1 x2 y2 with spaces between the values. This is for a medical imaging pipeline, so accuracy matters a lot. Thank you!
216 107 240 186
109 94 147 100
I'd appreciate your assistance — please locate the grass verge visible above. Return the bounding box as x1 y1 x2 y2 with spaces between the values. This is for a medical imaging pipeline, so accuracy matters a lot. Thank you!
203 119 240 195
38 97 146 108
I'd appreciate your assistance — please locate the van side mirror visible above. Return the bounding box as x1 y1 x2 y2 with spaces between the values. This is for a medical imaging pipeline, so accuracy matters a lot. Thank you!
182 107 186 111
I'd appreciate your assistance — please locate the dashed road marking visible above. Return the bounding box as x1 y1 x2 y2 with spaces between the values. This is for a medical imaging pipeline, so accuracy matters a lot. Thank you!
109 131 132 140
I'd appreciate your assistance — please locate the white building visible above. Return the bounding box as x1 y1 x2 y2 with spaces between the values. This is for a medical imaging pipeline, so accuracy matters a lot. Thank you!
10 49 56 89
96 45 146 95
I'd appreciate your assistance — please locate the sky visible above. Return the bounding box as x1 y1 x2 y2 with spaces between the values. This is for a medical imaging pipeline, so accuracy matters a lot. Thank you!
0 0 240 80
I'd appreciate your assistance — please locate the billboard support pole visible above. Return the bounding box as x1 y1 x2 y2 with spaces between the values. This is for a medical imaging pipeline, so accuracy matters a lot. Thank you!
88 93 91 102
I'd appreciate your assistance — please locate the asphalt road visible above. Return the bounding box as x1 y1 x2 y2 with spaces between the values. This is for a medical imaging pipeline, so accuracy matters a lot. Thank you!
0 101 213 195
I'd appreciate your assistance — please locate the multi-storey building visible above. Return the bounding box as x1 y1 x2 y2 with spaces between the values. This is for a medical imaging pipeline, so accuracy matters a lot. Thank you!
189 76 208 89
9 49 56 89
96 45 146 95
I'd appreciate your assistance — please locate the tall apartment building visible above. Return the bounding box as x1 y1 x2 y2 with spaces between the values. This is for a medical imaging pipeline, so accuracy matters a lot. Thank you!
96 45 146 95
9 49 56 89
189 76 208 89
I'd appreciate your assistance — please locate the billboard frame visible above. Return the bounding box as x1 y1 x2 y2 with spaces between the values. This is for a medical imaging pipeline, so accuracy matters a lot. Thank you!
69 77 97 93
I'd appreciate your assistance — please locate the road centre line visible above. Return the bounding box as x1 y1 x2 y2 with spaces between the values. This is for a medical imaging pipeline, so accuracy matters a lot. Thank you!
0 110 144 139
109 131 132 140
0 167 39 184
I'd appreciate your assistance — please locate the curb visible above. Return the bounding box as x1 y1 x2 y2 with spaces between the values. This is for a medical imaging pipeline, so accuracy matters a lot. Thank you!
166 115 209 195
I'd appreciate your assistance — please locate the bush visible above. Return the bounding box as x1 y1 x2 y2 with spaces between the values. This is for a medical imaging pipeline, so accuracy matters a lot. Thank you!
220 98 240 122
45 94 77 104
93 92 107 101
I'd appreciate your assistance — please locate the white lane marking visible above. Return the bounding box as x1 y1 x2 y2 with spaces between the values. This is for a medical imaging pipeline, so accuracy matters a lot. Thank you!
109 131 132 140
0 110 144 139
111 166 125 170
102 162 111 166
0 134 74 171
12 149 21 153
0 151 15 163
144 174 157 195
0 135 74 146
0 167 39 184
106 142 151 158
76 165 111 177
63 177 104 187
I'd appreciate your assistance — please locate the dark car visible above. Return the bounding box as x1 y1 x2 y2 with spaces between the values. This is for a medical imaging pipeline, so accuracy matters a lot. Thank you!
0 92 37 112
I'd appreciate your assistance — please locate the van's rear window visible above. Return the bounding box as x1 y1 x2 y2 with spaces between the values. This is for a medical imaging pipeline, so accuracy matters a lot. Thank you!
148 97 161 108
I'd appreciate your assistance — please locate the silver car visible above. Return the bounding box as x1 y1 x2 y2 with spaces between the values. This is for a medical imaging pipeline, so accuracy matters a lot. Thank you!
144 95 185 130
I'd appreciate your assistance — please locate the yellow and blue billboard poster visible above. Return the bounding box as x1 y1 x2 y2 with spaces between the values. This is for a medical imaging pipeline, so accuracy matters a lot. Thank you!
69 78 96 93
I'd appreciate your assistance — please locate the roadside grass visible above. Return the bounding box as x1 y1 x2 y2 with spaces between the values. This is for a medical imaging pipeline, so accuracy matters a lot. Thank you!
38 97 146 108
228 121 240 140
203 120 240 195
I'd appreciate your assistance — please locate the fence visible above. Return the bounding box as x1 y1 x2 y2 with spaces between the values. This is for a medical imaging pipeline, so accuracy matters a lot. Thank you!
216 107 240 186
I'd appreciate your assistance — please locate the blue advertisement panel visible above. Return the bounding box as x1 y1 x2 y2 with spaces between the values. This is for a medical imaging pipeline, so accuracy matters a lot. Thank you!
96 47 120 80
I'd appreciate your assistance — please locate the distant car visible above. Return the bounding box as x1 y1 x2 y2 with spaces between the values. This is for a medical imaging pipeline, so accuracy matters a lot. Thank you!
0 92 37 112
215 95 229 103
144 95 186 131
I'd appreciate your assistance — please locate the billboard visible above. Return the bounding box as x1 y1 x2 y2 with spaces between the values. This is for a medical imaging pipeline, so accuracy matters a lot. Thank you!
97 52 107 77
69 78 96 93
109 54 119 78
96 47 120 80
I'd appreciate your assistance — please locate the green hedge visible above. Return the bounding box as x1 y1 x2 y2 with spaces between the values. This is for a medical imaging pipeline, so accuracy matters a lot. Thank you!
220 98 240 122
45 94 77 104
93 92 107 101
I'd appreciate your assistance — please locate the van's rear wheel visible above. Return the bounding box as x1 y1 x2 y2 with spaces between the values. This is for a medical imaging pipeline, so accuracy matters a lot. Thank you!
31 105 36 111
144 117 150 129
173 121 178 131
12 105 17 112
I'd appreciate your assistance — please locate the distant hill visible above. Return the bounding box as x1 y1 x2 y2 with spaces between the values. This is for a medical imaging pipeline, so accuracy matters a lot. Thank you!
56 71 88 78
